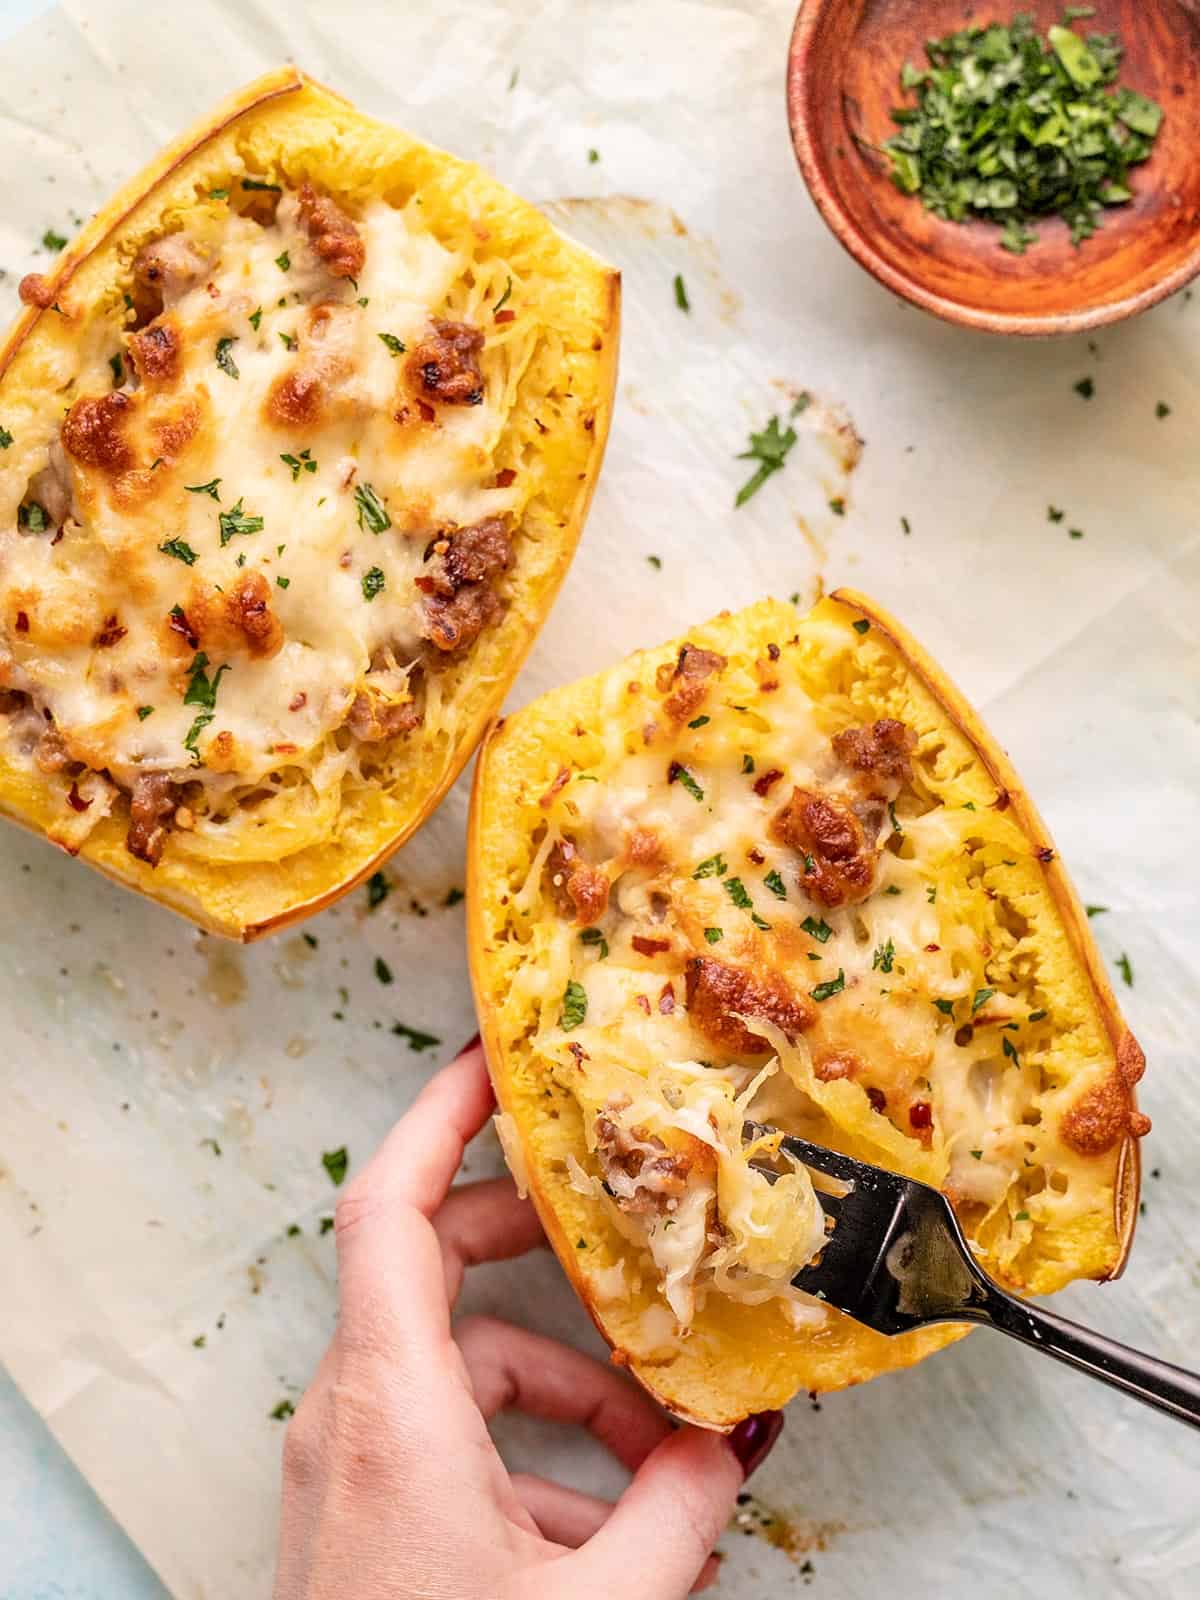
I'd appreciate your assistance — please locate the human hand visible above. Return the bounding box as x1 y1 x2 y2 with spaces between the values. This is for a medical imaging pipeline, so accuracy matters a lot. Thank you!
273 1039 782 1600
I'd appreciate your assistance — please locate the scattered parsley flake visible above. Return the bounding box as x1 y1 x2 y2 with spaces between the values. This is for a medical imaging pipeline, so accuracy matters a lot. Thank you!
367 871 390 909
241 177 281 192
560 979 588 1031
1028 1008 1048 1022
362 566 386 601
209 188 230 200
319 1216 334 1235
1048 505 1065 523
215 337 240 379
378 332 406 355
136 705 154 720
249 307 263 330
280 449 317 481
1069 527 1084 540
392 1023 442 1052
811 970 846 1002
1002 1035 1021 1065
494 276 514 315
18 501 48 532
1085 904 1109 917
0 427 12 450
970 1149 983 1161
741 754 755 774
872 938 896 973
971 987 995 1013
580 927 609 959
900 515 911 534
270 1400 295 1421
723 877 755 912
933 998 955 1015
303 933 319 949
278 331 297 351
828 496 846 516
355 483 391 533
852 619 870 634
587 148 600 164
647 554 662 570
1074 377 1094 400
183 652 229 710
888 800 903 836
186 477 221 499
764 869 787 900
275 250 290 272
374 957 393 985
668 761 704 802
688 714 710 729
704 926 723 943
1156 401 1171 419
218 498 263 545
444 887 465 908
1117 952 1133 987
109 351 124 388
801 914 832 943
673 273 690 312
693 853 727 879
158 538 198 565
734 415 797 508
884 885 902 896
42 228 67 252
183 711 213 763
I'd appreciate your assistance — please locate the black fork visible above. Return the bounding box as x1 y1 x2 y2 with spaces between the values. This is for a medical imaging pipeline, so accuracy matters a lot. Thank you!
744 1122 1200 1429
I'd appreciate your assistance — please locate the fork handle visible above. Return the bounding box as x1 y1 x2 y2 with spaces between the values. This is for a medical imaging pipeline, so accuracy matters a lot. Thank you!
976 1287 1200 1429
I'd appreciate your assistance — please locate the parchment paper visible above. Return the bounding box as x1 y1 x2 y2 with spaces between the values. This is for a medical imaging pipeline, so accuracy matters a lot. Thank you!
1 3 1198 1596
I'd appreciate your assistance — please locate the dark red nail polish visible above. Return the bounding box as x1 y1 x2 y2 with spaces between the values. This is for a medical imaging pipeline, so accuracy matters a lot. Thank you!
459 1031 482 1057
727 1410 783 1480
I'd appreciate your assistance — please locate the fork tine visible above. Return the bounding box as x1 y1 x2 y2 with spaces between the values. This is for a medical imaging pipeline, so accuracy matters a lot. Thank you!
742 1119 869 1189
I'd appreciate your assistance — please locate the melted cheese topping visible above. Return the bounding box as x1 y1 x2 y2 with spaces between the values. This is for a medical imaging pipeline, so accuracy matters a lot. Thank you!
0 188 533 854
500 608 1116 1332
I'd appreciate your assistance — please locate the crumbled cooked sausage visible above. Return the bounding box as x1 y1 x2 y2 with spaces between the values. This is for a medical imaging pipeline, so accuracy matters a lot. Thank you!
61 392 136 472
546 839 610 924
128 317 181 384
770 785 877 908
409 320 485 406
419 519 512 598
20 274 57 309
34 726 71 774
346 687 423 741
684 956 814 1053
657 643 727 723
421 584 501 653
595 1114 692 1216
832 718 917 786
125 773 180 866
297 182 365 279
132 233 206 298
224 571 284 659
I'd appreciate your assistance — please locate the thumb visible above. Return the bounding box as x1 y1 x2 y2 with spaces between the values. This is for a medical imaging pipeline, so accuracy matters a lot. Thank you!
563 1412 783 1600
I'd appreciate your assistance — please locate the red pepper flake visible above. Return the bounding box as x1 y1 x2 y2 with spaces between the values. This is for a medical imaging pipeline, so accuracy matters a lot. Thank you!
494 308 516 325
767 642 781 661
634 994 651 1015
658 981 675 1015
925 943 940 953
753 768 784 797
94 614 127 649
866 1086 887 1113
66 782 91 812
632 934 670 957
495 467 517 488
747 847 765 865
168 606 198 648
289 692 307 712
539 766 571 808
992 789 1010 811
1036 846 1055 863
272 742 299 754
567 1040 590 1065
15 610 29 633
908 1100 932 1130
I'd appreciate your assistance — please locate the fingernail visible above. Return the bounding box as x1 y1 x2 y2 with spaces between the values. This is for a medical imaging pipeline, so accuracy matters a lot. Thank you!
458 1032 482 1057
727 1410 783 1480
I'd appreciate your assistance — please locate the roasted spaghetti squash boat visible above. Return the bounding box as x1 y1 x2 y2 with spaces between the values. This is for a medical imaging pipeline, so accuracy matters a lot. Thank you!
0 69 617 938
469 592 1148 1427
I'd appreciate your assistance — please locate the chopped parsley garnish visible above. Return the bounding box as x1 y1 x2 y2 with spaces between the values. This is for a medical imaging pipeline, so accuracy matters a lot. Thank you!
1028 1008 1048 1022
42 228 67 252
852 619 870 634
884 885 902 896
704 926 724 943
1002 1035 1021 1065
373 331 407 357
215 337 240 379
872 939 896 974
361 566 386 601
673 273 690 312
971 987 995 1013
811 970 846 1002
723 877 755 912
278 331 297 351
218 498 264 545
186 477 222 499
270 1400 295 1421
18 501 48 532
280 449 317 481
1085 903 1109 917
933 997 955 1015
580 926 609 959
374 957 393 984
1048 505 1065 523
319 1216 334 1235
970 1149 983 1161
357 296 370 308
0 427 11 450
275 575 290 589
209 187 229 200
444 887 465 908
693 853 727 879
249 307 263 331
158 538 198 565
828 496 846 516
668 761 704 802
275 250 291 272
1117 952 1133 987
1074 377 1094 400
355 482 391 533
885 14 1164 253
109 351 124 388
888 800 903 836
136 705 154 720
764 869 787 900
560 979 588 1031
587 148 600 164
741 754 755 775
494 276 514 315
183 652 229 709
241 176 281 192
735 415 797 508
392 1023 442 1052
183 711 213 762
1015 1211 1031 1222
322 1146 349 1185
367 870 390 908
1156 401 1171 419
647 554 662 570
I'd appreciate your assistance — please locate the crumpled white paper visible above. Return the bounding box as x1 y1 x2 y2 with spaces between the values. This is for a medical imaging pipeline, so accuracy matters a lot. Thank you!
1 2 1198 1597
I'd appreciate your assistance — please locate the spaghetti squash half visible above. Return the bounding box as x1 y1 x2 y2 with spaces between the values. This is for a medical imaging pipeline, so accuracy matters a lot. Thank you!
468 592 1147 1427
0 68 618 937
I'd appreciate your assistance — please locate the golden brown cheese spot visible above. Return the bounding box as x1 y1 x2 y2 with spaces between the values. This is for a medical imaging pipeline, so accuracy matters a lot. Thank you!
684 955 815 1054
813 1047 864 1083
61 392 137 473
264 369 325 429
622 827 662 868
832 718 917 787
1061 1067 1150 1156
224 570 284 660
128 316 182 385
125 773 180 866
547 838 610 924
656 643 727 724
408 320 484 407
297 182 365 279
770 785 876 908
34 726 71 774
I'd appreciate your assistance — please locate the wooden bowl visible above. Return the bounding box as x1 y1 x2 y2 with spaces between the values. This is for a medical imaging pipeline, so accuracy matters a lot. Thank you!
786 0 1200 335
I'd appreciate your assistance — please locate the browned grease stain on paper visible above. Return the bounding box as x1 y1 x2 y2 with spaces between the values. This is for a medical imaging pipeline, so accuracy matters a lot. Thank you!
200 940 247 1007
733 1492 846 1562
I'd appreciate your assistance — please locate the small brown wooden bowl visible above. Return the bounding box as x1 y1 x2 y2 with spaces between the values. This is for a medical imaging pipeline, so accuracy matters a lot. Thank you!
786 0 1200 336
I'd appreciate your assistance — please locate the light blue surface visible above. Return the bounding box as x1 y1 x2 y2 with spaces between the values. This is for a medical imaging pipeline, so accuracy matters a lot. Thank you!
0 7 161 1598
